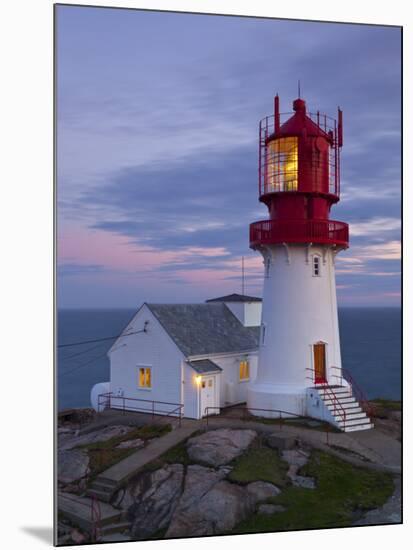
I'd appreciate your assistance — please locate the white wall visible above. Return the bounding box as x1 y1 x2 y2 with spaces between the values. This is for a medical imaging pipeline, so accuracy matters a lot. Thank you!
206 352 258 407
108 305 185 416
248 244 345 417
182 362 200 419
225 302 262 327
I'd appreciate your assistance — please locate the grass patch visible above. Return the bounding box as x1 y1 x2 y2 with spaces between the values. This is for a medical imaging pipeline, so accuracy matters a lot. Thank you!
79 423 171 452
228 446 289 487
370 399 402 419
371 399 401 411
233 450 394 534
161 440 191 465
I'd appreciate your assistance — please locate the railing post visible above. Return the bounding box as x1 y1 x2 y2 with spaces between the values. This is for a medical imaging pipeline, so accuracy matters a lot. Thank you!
152 401 154 419
123 396 125 415
279 411 282 430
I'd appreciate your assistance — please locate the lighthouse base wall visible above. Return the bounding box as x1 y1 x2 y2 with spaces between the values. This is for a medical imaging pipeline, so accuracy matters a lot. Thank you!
247 383 307 418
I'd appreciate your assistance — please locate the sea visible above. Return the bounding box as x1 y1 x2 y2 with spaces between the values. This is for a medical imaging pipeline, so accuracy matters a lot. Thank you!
57 308 401 411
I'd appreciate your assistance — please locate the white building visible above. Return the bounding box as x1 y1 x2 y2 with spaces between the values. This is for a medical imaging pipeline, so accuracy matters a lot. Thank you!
91 294 262 420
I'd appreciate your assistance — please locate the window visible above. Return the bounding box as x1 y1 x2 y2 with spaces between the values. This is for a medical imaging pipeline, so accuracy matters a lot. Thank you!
266 137 298 192
138 367 152 388
239 360 250 381
313 255 321 277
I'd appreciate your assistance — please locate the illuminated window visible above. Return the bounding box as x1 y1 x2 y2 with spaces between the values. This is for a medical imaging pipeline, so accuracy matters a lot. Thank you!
313 256 321 277
266 137 298 192
138 367 152 388
239 360 250 381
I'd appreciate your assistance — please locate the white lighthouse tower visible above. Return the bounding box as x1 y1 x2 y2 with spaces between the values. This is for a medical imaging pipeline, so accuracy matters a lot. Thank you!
247 95 373 432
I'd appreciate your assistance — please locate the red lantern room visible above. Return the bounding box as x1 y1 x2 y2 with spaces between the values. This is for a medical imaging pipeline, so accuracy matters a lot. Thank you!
250 95 349 249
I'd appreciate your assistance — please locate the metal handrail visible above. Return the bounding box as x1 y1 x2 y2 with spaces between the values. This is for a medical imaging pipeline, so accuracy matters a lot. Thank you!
97 392 184 426
204 405 305 428
319 383 346 430
90 494 101 542
249 218 349 248
203 405 335 443
342 369 375 417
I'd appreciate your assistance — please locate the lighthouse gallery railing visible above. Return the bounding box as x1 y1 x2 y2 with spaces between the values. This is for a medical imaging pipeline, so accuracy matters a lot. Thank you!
250 218 349 248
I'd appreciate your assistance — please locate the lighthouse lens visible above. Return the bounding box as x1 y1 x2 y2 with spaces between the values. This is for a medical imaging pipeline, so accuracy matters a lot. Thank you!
266 137 298 192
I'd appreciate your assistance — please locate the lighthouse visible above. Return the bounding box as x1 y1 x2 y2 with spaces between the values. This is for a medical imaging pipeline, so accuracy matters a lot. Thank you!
247 94 373 432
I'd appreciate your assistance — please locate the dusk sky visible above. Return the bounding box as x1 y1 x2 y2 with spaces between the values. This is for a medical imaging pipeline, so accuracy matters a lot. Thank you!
57 6 401 309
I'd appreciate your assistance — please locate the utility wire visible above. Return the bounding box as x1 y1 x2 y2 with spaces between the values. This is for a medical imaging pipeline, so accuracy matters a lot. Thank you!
58 326 147 349
59 342 104 362
59 351 109 377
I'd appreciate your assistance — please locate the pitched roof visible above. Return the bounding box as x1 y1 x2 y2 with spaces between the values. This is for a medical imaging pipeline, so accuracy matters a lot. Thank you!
206 293 262 303
147 303 259 357
187 359 223 374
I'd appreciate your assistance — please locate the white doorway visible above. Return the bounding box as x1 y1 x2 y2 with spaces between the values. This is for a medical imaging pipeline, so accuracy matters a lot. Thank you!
200 375 218 417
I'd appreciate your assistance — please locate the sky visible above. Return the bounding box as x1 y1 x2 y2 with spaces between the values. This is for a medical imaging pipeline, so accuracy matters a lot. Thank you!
56 6 401 309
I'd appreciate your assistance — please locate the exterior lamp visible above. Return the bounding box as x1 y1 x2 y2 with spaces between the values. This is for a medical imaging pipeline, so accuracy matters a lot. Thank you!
195 375 202 386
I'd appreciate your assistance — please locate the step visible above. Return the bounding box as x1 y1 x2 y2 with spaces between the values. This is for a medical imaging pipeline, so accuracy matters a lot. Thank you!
326 403 361 412
100 521 131 536
93 476 119 488
323 397 356 406
337 417 371 428
317 386 351 396
58 492 122 531
343 422 374 433
90 479 117 493
334 412 367 422
86 488 113 503
99 533 131 542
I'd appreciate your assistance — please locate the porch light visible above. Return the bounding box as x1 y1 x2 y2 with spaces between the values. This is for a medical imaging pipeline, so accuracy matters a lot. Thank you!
195 375 202 385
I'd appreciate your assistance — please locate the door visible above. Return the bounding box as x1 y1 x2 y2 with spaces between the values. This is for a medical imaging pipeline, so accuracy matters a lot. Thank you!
313 343 327 384
200 376 217 417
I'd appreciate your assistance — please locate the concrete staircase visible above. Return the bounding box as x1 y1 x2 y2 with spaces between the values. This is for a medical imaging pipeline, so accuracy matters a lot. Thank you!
58 492 123 532
86 476 118 503
316 386 374 432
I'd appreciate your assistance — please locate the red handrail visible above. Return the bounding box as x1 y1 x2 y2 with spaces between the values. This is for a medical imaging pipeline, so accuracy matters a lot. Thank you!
319 384 346 430
250 218 349 248
203 405 335 443
342 369 374 417
90 494 101 542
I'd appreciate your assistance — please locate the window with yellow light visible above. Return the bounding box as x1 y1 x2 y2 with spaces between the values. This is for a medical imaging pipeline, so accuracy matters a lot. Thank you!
239 360 250 381
266 137 298 192
138 367 152 388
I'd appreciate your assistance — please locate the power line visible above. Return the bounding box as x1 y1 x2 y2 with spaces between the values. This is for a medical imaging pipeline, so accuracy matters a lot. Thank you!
58 324 148 349
58 350 109 377
60 342 104 362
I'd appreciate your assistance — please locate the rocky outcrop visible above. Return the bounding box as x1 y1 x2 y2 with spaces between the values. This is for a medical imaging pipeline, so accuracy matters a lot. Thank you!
59 425 134 451
129 464 184 539
166 465 227 537
281 449 316 489
58 449 90 484
246 481 281 501
167 479 255 537
187 429 257 467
